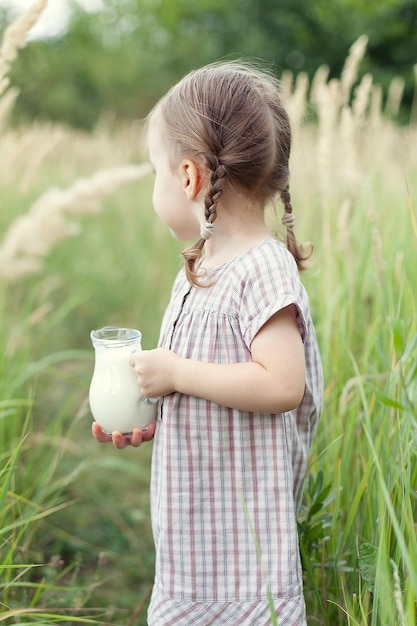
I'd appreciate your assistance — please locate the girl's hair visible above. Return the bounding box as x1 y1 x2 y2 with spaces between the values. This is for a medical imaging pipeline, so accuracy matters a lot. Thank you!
148 61 311 286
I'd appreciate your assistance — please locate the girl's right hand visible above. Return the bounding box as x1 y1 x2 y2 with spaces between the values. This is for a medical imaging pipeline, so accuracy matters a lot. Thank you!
92 421 156 449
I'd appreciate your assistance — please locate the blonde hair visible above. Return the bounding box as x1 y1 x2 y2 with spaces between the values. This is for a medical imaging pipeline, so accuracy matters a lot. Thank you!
148 61 310 286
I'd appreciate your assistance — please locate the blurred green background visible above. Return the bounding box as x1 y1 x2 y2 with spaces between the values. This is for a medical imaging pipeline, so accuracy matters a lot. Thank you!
1 0 416 129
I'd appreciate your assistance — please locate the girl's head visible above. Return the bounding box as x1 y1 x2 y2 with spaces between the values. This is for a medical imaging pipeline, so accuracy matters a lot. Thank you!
147 61 310 285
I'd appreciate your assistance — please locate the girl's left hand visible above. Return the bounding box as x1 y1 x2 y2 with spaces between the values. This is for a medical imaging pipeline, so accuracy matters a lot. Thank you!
129 348 179 399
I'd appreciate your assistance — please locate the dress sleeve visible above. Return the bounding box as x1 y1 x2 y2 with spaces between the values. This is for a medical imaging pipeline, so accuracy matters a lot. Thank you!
237 242 308 349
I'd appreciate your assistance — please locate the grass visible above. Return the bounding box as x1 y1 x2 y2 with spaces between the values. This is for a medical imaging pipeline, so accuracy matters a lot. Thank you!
0 165 177 624
0 127 415 626
0 14 416 624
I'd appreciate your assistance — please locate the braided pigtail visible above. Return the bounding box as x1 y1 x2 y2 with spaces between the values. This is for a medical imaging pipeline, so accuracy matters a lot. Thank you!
181 157 227 286
280 186 312 270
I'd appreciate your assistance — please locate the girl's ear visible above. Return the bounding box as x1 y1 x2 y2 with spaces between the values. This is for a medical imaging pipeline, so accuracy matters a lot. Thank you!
181 159 204 200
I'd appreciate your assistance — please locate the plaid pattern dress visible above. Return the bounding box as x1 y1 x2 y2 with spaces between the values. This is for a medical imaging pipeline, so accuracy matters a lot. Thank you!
148 239 323 626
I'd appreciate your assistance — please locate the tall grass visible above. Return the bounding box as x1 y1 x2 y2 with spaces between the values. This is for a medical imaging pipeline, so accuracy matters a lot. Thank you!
0 5 416 624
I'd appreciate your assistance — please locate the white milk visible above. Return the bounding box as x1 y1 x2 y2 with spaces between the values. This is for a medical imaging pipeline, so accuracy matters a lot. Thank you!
89 331 157 434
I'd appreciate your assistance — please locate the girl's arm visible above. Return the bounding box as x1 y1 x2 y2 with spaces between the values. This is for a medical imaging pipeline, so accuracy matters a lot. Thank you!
131 305 306 414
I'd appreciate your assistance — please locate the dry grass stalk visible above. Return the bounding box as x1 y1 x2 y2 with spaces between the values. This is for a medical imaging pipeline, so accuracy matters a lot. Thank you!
19 125 65 192
0 86 19 130
390 559 407 626
279 69 293 101
315 78 339 197
310 64 330 107
309 35 406 210
352 73 373 128
0 163 152 282
339 105 357 189
0 0 48 97
0 123 74 185
385 76 405 118
285 71 309 132
340 35 368 107
369 85 383 129
337 198 355 306
411 64 417 124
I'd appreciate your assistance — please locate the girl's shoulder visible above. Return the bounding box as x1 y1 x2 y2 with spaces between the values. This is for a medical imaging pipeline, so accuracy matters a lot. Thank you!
229 238 299 286
228 239 311 346
243 237 295 263
170 238 299 297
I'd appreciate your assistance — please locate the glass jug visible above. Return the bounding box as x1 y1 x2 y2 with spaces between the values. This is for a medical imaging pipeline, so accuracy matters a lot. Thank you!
89 326 157 435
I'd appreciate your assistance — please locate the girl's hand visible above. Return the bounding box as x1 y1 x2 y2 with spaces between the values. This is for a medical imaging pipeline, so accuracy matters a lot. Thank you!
129 348 179 398
92 421 156 449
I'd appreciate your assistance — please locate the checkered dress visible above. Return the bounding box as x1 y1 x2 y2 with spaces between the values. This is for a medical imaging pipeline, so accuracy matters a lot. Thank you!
148 239 323 625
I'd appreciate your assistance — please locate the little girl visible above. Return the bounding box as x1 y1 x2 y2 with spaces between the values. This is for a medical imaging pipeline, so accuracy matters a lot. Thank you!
93 61 323 626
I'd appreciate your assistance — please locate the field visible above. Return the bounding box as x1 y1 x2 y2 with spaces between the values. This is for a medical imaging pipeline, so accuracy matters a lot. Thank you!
0 12 416 626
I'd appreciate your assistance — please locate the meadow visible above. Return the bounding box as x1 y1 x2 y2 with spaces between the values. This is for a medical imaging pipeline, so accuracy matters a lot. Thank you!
0 7 417 626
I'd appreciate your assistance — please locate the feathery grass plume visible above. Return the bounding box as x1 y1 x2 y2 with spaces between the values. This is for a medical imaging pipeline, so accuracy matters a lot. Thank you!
310 64 329 107
336 198 354 305
385 76 405 118
19 124 65 192
370 84 383 129
0 85 19 130
0 163 152 282
352 73 373 128
285 71 309 132
315 78 339 197
0 0 48 97
280 69 293 100
411 64 417 124
340 35 368 108
1 123 70 186
339 105 357 190
390 559 407 626
315 76 340 301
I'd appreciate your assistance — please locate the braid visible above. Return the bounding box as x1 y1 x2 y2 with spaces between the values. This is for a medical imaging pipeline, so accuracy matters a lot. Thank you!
280 186 312 271
181 156 227 287
204 157 226 226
